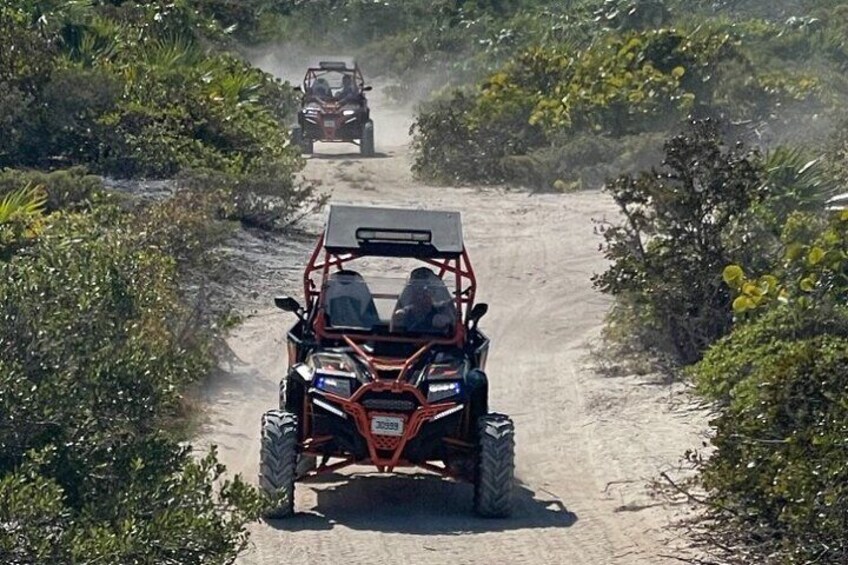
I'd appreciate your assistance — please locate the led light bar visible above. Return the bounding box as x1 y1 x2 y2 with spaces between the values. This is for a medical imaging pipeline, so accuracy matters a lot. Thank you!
313 398 347 419
319 61 349 70
356 228 431 244
431 404 464 421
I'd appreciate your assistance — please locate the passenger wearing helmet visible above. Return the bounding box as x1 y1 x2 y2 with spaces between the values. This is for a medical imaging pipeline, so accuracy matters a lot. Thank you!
391 268 456 334
337 74 359 104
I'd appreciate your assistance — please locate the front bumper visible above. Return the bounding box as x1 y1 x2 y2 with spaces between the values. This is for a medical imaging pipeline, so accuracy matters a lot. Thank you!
306 382 465 470
299 112 366 141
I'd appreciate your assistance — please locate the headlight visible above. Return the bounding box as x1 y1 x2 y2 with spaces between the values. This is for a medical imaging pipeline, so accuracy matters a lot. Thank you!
427 381 462 403
343 109 356 116
315 376 352 397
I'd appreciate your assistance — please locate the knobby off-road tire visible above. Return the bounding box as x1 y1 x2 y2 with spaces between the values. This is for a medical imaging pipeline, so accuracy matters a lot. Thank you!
292 126 313 154
260 410 298 518
474 413 515 518
361 120 375 156
274 382 317 477
291 126 303 151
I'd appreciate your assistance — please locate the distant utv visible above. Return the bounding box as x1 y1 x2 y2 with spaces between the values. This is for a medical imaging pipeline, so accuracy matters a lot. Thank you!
291 59 375 156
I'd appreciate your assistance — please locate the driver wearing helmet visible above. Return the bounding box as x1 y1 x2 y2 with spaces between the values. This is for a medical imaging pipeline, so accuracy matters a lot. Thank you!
311 77 331 99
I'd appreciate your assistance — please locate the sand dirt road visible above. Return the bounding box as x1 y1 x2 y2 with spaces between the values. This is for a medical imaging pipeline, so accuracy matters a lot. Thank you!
198 103 706 564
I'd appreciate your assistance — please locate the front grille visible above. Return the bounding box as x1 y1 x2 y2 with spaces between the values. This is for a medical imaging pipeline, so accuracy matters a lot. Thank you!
372 435 402 451
362 398 416 411
359 390 419 413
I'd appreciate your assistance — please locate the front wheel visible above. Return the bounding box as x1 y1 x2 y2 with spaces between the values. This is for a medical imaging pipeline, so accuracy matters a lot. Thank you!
473 413 515 518
360 120 375 157
259 410 298 518
291 126 313 155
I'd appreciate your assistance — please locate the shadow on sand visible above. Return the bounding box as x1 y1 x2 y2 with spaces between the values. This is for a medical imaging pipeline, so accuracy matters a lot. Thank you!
265 472 577 535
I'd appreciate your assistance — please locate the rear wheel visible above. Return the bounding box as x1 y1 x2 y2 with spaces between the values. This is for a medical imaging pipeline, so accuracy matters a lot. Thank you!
259 410 298 518
473 413 515 518
361 120 375 156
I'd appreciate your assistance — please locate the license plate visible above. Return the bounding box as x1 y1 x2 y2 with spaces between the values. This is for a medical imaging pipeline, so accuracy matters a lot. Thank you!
324 119 336 128
371 415 404 437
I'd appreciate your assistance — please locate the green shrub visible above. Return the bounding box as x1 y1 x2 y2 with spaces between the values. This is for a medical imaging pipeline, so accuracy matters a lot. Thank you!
177 163 324 231
410 21 824 187
501 132 665 191
0 5 302 181
0 210 261 563
593 120 766 363
691 305 848 564
411 91 506 184
0 167 104 212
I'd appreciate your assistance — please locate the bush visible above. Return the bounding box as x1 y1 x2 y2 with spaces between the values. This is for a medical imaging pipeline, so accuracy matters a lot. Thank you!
593 120 766 363
0 167 104 212
410 91 499 184
501 132 665 191
0 209 262 563
410 21 825 187
97 53 300 179
0 5 303 182
690 305 848 564
177 163 324 231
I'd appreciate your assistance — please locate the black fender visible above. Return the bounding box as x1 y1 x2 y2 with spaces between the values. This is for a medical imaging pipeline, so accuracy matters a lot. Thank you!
284 363 311 419
465 368 489 422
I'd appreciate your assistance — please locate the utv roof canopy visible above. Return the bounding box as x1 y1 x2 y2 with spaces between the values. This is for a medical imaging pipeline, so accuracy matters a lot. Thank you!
324 205 464 258
318 60 354 71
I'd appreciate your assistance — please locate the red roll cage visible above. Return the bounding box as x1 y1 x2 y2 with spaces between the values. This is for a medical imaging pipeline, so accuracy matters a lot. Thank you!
302 60 366 94
301 235 477 347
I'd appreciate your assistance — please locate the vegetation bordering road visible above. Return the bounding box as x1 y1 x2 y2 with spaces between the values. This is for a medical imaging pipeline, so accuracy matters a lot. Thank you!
0 2 316 562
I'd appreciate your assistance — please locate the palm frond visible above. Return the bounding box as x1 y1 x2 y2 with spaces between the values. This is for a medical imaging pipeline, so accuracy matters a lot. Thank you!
201 65 263 106
138 34 203 71
0 183 47 224
763 145 839 213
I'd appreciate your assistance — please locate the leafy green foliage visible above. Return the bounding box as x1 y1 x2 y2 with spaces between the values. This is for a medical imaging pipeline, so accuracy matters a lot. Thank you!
410 91 535 184
594 120 765 363
0 167 104 212
758 147 840 232
0 184 47 259
177 164 325 231
691 305 848 564
724 206 848 315
0 2 302 180
0 184 46 224
683 94 848 565
411 22 822 187
0 208 262 563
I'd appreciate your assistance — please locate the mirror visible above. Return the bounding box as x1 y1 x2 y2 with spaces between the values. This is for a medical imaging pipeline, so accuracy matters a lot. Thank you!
361 85 373 92
467 302 489 327
275 296 302 313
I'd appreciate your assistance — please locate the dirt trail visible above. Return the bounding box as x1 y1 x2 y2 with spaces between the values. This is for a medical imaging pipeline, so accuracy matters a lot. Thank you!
198 102 706 564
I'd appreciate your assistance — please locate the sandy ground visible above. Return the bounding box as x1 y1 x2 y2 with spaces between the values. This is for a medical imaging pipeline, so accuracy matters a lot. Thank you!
197 101 708 564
